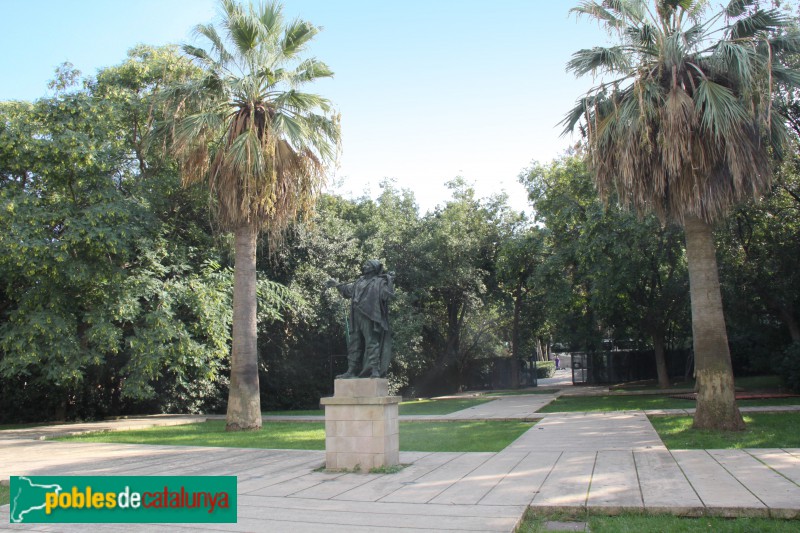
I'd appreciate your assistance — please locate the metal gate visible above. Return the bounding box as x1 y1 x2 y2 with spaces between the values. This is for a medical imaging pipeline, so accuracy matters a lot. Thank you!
572 353 588 385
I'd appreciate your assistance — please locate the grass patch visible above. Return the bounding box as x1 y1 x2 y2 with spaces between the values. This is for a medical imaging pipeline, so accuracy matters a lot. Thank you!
262 409 324 416
538 394 697 412
0 422 59 431
538 394 800 413
737 397 800 406
369 464 408 474
53 420 533 453
398 398 490 415
486 389 560 396
518 510 800 532
0 484 8 506
650 412 800 449
736 375 787 391
262 398 492 417
55 421 325 449
610 375 787 393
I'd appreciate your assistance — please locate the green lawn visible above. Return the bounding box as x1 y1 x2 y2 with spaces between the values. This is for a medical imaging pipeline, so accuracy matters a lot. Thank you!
0 423 42 430
734 375 788 390
519 511 800 533
53 419 533 453
0 484 8 506
611 375 788 393
538 394 800 413
263 397 491 417
397 398 491 415
650 412 800 449
486 389 560 396
539 394 697 412
262 409 325 416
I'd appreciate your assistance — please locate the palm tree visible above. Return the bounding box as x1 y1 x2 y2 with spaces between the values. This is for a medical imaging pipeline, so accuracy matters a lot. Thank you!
562 0 799 430
162 0 340 430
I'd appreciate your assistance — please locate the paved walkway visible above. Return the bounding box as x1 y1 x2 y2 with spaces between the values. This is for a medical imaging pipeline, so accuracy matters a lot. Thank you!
2 393 800 531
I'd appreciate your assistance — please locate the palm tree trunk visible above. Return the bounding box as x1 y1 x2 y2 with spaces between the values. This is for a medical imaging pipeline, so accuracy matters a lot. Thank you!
226 223 262 431
684 216 744 431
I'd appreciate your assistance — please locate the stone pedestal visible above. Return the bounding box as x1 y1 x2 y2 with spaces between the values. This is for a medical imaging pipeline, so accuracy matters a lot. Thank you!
320 378 401 471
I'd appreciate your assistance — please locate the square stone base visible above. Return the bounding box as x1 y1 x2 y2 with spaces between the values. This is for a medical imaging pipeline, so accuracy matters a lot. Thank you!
321 378 401 471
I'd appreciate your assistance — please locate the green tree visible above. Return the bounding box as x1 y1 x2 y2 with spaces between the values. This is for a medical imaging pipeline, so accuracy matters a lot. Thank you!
162 0 340 430
563 0 800 430
522 155 689 388
0 55 234 421
717 155 800 375
407 179 507 393
496 221 547 387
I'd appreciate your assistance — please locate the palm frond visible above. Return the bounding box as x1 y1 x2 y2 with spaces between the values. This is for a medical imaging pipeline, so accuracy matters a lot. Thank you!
768 110 788 161
682 22 705 47
562 0 797 224
625 22 659 49
163 0 340 238
192 24 232 66
729 9 788 39
569 0 641 30
770 34 800 55
567 46 632 76
274 90 331 114
257 1 283 38
282 19 320 58
560 97 591 137
290 58 334 85
711 41 754 86
225 6 263 54
182 44 212 63
296 113 340 163
272 111 307 144
694 79 749 140
724 0 756 18
771 64 800 88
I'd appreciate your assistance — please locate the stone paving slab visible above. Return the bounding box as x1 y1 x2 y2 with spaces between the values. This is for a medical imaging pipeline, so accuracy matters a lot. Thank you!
747 449 800 485
671 449 767 516
0 415 207 441
708 449 800 518
0 444 527 532
429 450 525 505
586 451 643 509
531 451 595 507
634 448 704 513
379 452 495 503
479 450 561 506
505 411 665 452
438 395 556 419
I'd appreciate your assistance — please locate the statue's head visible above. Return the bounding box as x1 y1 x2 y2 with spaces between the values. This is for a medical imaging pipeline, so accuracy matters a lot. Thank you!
361 259 382 276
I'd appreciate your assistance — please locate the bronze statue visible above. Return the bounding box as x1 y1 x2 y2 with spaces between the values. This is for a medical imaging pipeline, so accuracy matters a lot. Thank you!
326 260 394 378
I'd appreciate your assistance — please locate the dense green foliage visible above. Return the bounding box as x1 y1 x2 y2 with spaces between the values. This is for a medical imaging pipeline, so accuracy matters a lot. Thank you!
1 2 799 421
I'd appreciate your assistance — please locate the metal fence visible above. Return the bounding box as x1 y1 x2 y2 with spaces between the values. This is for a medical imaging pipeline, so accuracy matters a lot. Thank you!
571 350 691 385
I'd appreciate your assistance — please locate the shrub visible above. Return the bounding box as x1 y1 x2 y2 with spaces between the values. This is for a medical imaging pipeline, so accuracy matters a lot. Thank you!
535 361 555 379
780 343 800 393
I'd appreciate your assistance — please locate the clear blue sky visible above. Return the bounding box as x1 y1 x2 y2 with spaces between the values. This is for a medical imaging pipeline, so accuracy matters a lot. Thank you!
0 0 608 213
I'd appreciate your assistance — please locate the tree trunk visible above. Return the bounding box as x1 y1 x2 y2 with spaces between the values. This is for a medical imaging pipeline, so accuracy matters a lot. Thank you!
226 223 262 431
684 216 744 431
653 332 670 389
774 301 800 343
510 289 522 388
